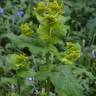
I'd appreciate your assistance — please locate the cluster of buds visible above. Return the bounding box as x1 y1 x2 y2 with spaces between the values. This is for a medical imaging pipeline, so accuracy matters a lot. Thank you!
61 42 81 64
20 23 32 37
35 0 62 25
10 53 29 69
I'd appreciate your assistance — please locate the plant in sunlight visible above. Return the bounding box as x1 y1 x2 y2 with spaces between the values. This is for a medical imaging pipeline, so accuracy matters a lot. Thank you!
0 0 95 96
35 0 68 44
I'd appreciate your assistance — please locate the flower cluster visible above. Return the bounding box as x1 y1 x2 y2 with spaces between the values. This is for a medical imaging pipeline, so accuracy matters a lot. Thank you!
61 42 81 64
36 1 46 15
0 7 4 16
17 10 24 17
36 0 61 15
10 53 29 69
48 0 61 14
11 10 24 23
36 0 68 44
36 0 61 25
20 23 32 37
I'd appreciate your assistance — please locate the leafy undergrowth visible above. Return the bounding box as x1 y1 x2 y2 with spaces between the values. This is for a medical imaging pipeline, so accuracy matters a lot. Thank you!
0 0 96 96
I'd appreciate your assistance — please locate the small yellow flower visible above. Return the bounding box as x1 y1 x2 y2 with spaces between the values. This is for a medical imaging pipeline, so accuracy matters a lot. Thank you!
61 42 81 64
20 23 32 36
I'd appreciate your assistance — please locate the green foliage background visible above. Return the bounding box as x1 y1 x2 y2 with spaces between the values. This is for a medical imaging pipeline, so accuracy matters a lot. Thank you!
0 0 96 96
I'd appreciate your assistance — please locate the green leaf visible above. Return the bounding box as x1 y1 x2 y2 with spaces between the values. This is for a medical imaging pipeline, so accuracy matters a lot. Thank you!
0 77 17 85
50 65 84 96
16 70 36 78
1 33 48 54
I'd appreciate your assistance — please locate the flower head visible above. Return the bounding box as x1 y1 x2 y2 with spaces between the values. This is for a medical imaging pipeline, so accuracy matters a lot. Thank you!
17 10 24 17
48 0 61 14
0 7 4 16
11 10 24 23
44 14 57 25
61 42 81 64
10 53 29 69
20 23 32 36
36 1 46 15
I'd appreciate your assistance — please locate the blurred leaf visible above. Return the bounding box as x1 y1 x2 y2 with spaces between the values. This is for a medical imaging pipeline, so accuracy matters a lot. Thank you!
50 65 84 96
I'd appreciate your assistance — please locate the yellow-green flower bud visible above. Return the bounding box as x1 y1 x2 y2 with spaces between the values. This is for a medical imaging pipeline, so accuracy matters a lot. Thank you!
48 0 61 14
10 53 29 69
20 23 32 37
44 14 57 25
36 1 46 15
61 42 81 64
